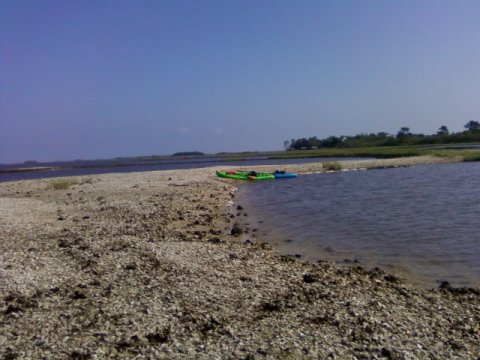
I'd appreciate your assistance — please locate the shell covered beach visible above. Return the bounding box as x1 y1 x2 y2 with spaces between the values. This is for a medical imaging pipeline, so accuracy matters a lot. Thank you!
0 156 479 359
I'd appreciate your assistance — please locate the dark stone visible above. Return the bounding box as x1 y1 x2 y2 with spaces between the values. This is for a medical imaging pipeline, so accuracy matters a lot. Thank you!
115 340 133 349
237 205 243 210
439 281 451 289
70 290 86 300
231 223 243 236
5 305 21 315
193 230 204 238
70 351 92 359
146 329 169 344
58 239 70 248
303 274 316 283
244 239 252 244
294 254 302 258
3 350 19 360
380 348 393 359
261 301 281 312
208 237 222 244
280 255 296 262
57 216 66 221
445 286 480 295
82 215 90 220
200 317 220 334
125 263 137 271
257 348 268 355
384 274 399 283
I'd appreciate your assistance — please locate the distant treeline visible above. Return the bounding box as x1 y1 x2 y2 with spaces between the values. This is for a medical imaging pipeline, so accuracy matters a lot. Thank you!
286 121 480 150
172 151 205 156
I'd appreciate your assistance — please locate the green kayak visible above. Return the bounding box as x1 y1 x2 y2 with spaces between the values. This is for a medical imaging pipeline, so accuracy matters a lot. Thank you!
216 170 275 181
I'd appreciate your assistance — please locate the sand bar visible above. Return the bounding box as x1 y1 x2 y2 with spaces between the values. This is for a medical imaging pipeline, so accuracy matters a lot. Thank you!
0 156 478 358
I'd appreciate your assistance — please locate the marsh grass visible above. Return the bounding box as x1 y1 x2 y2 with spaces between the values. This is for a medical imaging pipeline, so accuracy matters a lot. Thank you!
323 162 342 171
462 151 480 162
47 177 94 190
48 179 77 190
265 145 480 160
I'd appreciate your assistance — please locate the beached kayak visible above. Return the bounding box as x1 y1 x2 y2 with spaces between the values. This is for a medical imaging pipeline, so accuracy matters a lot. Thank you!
273 170 298 179
216 170 275 181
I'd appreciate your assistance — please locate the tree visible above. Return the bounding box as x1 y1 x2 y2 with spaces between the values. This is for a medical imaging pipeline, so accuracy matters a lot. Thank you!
464 120 480 131
283 140 290 150
396 127 411 139
437 125 449 135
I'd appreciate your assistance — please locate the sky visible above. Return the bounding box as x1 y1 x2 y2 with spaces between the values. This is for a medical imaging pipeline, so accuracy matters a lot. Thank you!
1 0 479 164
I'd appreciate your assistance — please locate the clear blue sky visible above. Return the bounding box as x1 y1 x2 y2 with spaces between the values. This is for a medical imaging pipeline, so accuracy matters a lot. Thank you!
1 0 479 164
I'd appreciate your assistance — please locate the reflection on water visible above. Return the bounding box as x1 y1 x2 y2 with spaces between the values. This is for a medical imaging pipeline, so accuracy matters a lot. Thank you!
237 162 480 288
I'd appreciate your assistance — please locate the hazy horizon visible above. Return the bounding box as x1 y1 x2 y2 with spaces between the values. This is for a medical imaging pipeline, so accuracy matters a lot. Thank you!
1 1 479 164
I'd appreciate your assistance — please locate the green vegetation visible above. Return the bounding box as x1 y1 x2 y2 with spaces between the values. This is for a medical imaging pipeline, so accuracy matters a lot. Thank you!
286 122 480 150
267 145 480 162
48 179 77 190
462 151 480 162
172 151 205 156
47 177 93 190
323 162 342 171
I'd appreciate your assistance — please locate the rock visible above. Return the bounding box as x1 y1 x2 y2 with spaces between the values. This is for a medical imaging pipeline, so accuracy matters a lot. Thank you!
261 301 281 312
231 223 243 236
208 237 222 244
303 274 316 283
439 281 451 289
384 274 400 283
146 328 169 344
70 290 86 300
70 350 92 359
125 263 137 271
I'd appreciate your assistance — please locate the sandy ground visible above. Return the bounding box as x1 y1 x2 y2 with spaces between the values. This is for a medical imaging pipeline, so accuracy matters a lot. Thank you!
0 156 478 359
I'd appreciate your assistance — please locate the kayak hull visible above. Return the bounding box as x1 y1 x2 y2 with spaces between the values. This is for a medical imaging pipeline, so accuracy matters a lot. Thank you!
274 172 298 179
216 171 275 181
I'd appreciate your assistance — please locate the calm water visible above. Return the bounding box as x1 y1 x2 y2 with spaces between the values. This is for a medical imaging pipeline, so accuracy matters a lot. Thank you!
237 162 480 288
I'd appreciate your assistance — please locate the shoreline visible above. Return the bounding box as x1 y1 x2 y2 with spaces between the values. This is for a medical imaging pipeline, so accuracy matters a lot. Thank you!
1 156 478 358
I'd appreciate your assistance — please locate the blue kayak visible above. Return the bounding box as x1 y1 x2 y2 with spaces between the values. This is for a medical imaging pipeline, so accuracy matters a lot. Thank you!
273 171 298 179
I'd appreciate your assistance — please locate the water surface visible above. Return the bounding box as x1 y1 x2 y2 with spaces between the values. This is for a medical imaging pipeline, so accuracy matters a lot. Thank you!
237 162 480 288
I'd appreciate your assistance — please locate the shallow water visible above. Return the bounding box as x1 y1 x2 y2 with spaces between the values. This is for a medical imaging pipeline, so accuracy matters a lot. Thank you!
237 162 480 288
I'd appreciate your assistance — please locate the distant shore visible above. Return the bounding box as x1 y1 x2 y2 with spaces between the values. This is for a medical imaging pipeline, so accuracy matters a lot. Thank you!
0 166 59 173
0 156 478 358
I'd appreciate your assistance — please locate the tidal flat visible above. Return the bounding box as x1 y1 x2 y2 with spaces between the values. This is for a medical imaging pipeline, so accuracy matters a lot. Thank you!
0 156 478 359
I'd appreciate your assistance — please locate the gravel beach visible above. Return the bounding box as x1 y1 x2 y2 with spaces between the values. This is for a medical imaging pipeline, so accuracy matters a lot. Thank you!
1 156 478 359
